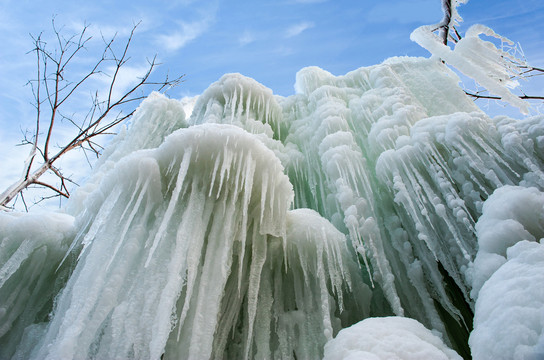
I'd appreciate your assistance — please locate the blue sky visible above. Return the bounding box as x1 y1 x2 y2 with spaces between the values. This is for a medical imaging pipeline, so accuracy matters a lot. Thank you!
0 0 543 208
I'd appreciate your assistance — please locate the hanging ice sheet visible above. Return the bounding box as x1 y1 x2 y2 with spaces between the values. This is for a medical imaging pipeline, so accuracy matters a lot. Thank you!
11 124 366 360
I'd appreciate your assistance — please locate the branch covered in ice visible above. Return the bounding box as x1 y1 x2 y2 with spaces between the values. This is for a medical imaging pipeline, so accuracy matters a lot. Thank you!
411 24 531 114
436 0 468 45
410 0 539 114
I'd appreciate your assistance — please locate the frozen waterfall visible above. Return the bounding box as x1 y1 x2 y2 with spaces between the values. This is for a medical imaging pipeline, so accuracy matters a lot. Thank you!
1 57 543 359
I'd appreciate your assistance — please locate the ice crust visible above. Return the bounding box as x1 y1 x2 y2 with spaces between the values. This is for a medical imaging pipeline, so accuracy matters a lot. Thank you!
1 56 544 359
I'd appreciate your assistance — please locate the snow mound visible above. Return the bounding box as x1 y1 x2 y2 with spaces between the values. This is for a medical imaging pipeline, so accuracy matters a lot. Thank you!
323 316 462 360
470 240 544 360
471 186 544 298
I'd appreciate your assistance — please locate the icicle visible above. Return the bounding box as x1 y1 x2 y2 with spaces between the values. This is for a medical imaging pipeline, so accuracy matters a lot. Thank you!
145 148 192 267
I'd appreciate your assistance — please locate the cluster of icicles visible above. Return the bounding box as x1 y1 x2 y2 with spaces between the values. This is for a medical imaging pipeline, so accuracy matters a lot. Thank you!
1 57 543 359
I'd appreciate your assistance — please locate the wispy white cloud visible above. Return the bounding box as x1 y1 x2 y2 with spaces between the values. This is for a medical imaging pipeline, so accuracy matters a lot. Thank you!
96 64 152 102
284 21 314 38
0 130 29 192
156 16 213 52
238 30 255 46
67 21 138 41
274 45 294 57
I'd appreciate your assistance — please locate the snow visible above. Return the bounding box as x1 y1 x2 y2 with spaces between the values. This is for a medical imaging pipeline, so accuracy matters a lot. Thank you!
466 186 544 360
1 54 544 359
323 317 462 360
470 186 544 298
470 241 544 360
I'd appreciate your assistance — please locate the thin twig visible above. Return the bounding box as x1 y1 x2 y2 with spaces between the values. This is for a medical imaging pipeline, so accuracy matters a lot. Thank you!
464 90 544 100
0 20 183 210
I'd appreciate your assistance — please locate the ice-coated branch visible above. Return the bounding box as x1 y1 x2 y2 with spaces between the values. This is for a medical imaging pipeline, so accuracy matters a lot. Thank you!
436 0 467 45
411 0 539 114
0 20 184 210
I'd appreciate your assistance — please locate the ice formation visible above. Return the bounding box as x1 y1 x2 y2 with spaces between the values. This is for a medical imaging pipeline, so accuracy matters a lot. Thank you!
1 56 543 359
0 212 75 359
410 24 529 114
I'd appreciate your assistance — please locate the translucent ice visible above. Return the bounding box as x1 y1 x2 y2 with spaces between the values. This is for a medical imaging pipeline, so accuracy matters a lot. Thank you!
0 212 75 359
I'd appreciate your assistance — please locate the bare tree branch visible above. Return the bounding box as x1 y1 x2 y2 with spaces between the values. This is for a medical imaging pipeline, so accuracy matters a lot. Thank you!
0 20 184 210
415 0 543 112
20 193 28 212
464 91 544 101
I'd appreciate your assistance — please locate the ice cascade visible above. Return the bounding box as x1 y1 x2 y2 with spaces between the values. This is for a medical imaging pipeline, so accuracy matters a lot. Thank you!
1 57 543 359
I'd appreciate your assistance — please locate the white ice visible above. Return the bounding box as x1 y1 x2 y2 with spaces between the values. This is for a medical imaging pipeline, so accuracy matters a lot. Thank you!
470 186 544 298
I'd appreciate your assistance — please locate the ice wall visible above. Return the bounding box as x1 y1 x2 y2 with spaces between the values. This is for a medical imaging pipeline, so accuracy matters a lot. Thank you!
1 56 543 359
4 122 367 359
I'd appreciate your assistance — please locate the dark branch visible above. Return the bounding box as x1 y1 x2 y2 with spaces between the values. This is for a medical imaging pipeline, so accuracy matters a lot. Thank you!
33 180 70 198
464 90 544 101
